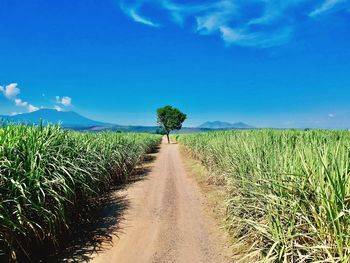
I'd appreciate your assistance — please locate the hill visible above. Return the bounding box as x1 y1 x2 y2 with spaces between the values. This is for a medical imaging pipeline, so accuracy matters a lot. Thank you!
0 110 255 133
199 121 254 129
0 109 114 128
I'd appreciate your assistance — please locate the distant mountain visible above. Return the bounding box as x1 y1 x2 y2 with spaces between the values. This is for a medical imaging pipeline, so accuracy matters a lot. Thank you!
0 109 114 128
83 125 219 134
199 121 254 129
0 110 255 133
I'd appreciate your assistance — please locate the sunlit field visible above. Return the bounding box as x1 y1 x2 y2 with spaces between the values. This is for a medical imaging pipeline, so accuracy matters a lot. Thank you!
178 130 350 262
0 124 161 261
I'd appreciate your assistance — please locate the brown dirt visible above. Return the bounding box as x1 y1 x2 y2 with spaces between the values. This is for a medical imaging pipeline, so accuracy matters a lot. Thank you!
90 138 232 263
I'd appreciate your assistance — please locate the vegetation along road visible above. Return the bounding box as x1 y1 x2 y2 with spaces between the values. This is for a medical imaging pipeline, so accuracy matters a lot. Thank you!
90 137 231 263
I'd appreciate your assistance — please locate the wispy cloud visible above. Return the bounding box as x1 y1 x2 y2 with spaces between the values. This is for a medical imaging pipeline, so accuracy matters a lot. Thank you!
0 83 39 113
310 0 346 16
120 1 160 27
28 104 39 112
0 84 75 114
219 25 293 48
56 96 72 107
54 105 64 112
55 96 72 111
15 98 28 107
119 0 350 47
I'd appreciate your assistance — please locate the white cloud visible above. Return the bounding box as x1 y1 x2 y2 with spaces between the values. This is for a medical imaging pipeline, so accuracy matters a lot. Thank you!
54 105 64 112
56 96 72 107
195 1 236 34
130 9 160 27
219 26 243 43
120 0 350 47
224 26 293 47
0 83 40 113
28 104 39 112
120 2 160 27
328 113 335 118
2 83 20 99
15 98 28 107
61 96 72 107
310 0 346 17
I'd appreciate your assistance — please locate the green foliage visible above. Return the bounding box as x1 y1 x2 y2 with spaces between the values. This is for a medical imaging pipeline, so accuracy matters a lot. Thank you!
156 106 186 134
155 127 167 135
0 124 161 261
178 129 350 262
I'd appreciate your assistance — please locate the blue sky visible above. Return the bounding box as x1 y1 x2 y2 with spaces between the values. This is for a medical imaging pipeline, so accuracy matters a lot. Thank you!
0 0 350 128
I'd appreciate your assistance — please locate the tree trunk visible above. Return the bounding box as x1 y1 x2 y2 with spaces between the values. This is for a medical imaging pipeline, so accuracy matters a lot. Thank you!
166 133 170 144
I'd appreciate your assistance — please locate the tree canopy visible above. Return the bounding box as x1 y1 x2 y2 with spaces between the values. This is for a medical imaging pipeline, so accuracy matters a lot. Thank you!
157 106 187 143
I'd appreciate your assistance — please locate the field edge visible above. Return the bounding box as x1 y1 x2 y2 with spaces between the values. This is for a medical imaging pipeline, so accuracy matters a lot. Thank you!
179 145 251 262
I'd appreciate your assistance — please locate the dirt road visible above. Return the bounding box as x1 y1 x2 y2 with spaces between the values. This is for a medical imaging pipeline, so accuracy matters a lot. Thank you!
90 138 231 263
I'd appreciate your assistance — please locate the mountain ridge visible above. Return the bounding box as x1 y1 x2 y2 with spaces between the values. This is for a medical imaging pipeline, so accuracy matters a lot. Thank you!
199 121 254 129
0 110 255 132
0 109 114 128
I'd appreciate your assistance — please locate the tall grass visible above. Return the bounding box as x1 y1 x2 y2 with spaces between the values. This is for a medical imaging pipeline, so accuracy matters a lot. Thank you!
178 130 350 262
0 124 161 261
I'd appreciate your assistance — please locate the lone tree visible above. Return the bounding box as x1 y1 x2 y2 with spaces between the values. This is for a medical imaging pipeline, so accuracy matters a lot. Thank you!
157 106 187 143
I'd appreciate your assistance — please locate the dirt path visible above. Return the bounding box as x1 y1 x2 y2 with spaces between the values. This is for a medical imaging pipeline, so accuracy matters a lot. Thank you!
90 138 231 263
